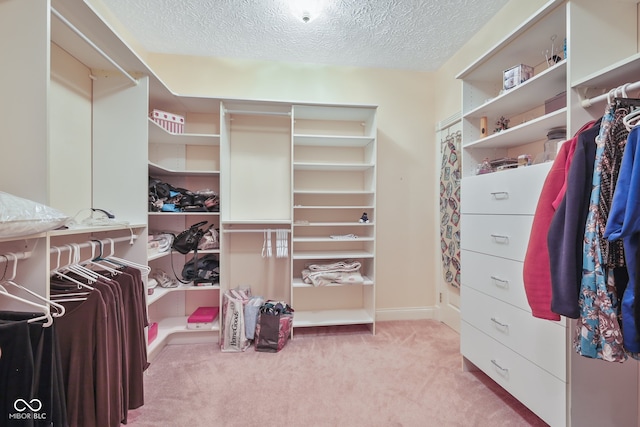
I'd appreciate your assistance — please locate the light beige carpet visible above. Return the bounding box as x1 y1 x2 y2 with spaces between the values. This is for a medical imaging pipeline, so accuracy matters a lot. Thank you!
127 320 548 427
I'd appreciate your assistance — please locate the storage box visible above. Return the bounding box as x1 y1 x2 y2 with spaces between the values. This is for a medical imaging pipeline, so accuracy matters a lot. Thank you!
150 109 185 134
148 322 158 344
545 91 567 114
187 306 219 330
503 64 534 90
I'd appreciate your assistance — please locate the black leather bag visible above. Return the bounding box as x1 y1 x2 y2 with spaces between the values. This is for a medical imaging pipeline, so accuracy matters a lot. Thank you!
181 254 219 284
172 221 208 254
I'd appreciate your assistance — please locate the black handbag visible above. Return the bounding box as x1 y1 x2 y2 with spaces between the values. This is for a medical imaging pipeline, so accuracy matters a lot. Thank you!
172 221 208 254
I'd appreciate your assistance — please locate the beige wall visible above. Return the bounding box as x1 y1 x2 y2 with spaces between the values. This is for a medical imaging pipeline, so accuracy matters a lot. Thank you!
92 0 553 318
145 54 438 316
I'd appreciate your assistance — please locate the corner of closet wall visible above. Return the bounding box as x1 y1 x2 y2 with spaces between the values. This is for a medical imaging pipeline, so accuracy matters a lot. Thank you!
567 0 639 132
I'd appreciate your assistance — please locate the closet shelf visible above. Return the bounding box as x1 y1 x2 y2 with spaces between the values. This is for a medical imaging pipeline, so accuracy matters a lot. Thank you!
293 309 374 328
148 118 220 146
292 250 374 260
293 134 374 147
293 190 374 195
147 283 220 306
147 248 221 262
294 205 375 210
293 162 374 171
147 316 220 355
293 236 374 243
294 221 374 227
292 277 374 287
49 223 146 236
463 60 566 119
572 52 640 93
148 212 220 217
148 161 220 176
463 108 566 149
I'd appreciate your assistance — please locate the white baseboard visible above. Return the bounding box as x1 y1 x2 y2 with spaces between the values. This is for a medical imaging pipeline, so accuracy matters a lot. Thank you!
375 306 438 322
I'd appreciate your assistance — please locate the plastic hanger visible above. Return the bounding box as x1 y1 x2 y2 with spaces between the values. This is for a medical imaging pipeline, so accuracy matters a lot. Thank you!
51 247 94 291
86 240 121 276
0 253 65 317
0 255 53 327
102 238 151 275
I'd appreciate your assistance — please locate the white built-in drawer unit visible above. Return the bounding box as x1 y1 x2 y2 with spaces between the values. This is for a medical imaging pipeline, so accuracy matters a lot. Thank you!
461 163 552 215
460 214 534 262
462 286 566 380
460 250 529 311
461 321 566 427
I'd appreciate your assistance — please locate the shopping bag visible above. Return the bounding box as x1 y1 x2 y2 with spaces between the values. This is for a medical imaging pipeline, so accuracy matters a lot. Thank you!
254 301 294 353
221 287 252 352
244 296 265 340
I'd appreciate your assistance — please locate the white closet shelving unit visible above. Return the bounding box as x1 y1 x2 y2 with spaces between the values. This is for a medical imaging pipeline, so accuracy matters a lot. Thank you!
0 0 148 315
146 97 222 361
457 0 640 425
292 105 377 331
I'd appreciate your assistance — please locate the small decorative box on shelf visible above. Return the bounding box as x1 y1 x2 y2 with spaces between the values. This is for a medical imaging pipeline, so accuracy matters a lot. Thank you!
150 109 185 134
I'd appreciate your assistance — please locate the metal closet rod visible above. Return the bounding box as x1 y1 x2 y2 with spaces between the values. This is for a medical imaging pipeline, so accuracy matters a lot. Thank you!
50 7 138 86
582 80 640 108
49 235 137 254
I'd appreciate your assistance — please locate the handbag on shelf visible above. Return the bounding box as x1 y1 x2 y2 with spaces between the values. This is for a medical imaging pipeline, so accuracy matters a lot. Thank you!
172 221 208 254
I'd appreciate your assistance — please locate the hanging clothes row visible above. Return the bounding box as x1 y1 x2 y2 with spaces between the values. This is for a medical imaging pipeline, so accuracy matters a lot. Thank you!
0 253 67 427
524 85 640 363
49 241 149 427
0 237 149 427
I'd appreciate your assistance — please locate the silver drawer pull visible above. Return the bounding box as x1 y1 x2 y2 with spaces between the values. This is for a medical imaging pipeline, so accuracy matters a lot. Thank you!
491 317 509 329
491 359 509 374
490 191 509 199
490 234 509 243
490 276 509 287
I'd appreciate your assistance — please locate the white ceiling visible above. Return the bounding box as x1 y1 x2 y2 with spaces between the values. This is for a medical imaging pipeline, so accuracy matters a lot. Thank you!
98 0 510 72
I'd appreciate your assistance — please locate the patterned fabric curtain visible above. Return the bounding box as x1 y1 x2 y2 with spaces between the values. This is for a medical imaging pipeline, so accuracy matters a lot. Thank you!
440 131 461 289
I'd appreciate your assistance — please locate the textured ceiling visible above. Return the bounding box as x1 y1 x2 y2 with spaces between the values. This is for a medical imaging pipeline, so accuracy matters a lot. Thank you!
97 0 510 72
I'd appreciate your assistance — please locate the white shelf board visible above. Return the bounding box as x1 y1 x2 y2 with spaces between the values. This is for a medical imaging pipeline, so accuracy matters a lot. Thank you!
147 283 220 306
293 162 374 171
148 118 220 146
222 220 291 226
572 52 640 90
463 108 567 150
49 223 146 236
148 161 220 176
464 61 566 119
294 205 375 210
293 134 374 147
292 250 374 260
292 277 374 287
147 251 170 261
292 309 374 328
456 0 565 80
294 222 374 227
148 212 220 217
293 190 374 195
293 237 373 243
148 315 220 355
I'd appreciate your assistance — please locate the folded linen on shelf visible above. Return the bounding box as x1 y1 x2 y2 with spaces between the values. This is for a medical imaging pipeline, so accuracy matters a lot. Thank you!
301 260 364 286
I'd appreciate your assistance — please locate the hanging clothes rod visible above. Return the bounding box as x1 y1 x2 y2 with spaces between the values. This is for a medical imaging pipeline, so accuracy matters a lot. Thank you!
51 7 138 86
581 80 640 108
0 251 32 263
49 235 137 255
225 109 291 117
